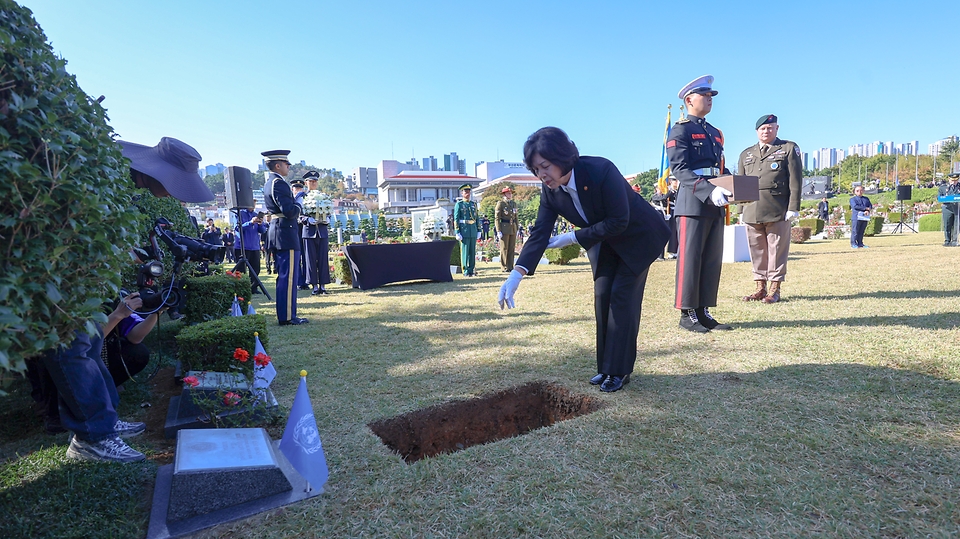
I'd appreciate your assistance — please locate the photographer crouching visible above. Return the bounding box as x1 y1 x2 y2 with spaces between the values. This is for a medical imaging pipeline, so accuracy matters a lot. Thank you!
27 137 215 463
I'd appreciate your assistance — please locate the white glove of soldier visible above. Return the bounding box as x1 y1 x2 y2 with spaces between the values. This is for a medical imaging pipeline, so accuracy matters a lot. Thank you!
455 233 463 241
784 210 799 221
546 231 578 249
496 231 502 241
710 186 732 206
497 270 523 309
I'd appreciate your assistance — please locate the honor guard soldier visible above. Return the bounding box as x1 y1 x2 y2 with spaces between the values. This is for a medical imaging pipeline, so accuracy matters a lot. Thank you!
262 150 309 326
666 75 734 333
290 178 309 290
454 183 479 276
495 186 519 272
738 115 802 303
302 171 331 294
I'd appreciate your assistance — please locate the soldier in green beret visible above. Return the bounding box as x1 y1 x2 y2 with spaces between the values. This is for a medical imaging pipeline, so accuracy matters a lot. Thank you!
737 114 802 304
453 184 479 276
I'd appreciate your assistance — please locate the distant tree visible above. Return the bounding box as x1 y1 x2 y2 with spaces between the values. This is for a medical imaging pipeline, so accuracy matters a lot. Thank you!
518 194 540 225
478 193 499 222
632 168 660 199
377 213 388 239
204 172 225 194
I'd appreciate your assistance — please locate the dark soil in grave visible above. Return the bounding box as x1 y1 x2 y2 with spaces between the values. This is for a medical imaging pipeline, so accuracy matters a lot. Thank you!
368 381 605 463
142 367 181 464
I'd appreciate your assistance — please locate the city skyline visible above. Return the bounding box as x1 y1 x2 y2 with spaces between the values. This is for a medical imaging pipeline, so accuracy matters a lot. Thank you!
25 1 960 177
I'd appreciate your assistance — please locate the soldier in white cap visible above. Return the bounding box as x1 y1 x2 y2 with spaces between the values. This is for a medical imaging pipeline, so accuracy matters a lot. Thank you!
666 75 734 333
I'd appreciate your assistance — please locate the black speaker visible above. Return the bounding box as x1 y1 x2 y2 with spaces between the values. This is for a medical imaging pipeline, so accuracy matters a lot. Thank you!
224 166 254 209
896 185 912 201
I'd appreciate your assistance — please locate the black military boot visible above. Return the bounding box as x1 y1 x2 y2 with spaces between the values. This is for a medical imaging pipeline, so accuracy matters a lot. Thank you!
696 307 733 330
679 309 710 333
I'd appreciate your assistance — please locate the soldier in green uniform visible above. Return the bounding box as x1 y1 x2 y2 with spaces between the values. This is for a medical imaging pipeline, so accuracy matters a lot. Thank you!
454 183 479 276
495 186 519 272
737 114 802 304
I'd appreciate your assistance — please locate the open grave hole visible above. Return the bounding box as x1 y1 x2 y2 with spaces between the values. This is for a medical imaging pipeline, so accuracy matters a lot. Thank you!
368 381 605 463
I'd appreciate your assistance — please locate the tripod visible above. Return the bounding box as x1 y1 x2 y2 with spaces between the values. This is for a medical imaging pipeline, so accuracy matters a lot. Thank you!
232 207 272 299
891 199 916 234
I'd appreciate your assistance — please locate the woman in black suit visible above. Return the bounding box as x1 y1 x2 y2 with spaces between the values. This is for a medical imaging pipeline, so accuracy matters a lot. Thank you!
498 127 670 392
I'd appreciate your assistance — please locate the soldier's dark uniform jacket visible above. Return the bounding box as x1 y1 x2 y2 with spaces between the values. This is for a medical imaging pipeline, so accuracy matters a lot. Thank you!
666 115 730 216
264 172 302 252
738 138 802 224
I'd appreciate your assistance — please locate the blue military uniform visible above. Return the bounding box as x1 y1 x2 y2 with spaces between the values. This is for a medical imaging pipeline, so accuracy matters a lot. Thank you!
666 75 732 333
262 150 307 326
301 171 331 293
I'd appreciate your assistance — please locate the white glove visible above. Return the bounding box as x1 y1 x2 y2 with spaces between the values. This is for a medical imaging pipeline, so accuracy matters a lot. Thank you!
455 233 463 241
784 210 799 221
710 186 732 206
496 231 502 240
497 270 523 309
546 231 578 249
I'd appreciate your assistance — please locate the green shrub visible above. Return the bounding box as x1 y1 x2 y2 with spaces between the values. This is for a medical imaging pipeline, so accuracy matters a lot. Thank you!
864 216 884 236
332 252 352 285
442 236 461 269
544 244 582 265
790 227 812 244
886 212 903 223
798 218 825 235
919 213 942 232
181 274 251 324
0 3 142 374
175 314 268 374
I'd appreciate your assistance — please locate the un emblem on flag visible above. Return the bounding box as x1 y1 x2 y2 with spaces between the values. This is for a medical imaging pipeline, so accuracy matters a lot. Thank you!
294 413 322 454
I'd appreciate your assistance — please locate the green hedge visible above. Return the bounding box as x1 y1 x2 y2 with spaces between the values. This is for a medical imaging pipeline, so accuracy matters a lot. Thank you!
175 314 268 374
181 274 251 324
798 218 825 235
441 236 462 269
864 216 884 236
919 213 942 232
544 244 582 265
0 3 143 373
332 252 352 285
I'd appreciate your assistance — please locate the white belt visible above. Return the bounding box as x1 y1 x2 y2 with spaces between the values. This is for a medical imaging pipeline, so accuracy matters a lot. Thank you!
693 167 721 176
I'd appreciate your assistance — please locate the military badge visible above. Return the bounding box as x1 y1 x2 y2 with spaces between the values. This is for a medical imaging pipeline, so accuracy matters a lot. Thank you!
795 146 801 156
771 162 779 170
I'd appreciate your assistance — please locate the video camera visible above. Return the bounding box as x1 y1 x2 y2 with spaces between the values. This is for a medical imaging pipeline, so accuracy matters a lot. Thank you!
132 218 225 317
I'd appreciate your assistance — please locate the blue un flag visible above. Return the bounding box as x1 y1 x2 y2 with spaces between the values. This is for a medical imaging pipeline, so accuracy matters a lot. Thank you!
279 373 328 491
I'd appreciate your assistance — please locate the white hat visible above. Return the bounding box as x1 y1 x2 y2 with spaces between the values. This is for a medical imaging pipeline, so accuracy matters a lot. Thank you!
678 75 718 100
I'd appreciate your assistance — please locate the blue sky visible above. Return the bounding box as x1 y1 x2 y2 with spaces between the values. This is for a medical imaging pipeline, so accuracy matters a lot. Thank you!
25 0 960 176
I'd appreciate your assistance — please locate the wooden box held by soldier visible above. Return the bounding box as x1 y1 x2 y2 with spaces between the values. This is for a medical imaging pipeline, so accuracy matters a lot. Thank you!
708 175 759 204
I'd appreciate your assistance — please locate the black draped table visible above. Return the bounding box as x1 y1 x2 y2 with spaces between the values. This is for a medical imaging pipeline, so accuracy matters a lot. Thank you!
344 240 456 290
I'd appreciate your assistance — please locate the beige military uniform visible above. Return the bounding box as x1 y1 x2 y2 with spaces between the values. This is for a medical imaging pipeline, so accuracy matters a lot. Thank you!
737 138 802 283
495 198 519 271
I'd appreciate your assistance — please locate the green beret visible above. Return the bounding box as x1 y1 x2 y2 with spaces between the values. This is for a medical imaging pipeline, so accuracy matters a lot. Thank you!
756 114 777 130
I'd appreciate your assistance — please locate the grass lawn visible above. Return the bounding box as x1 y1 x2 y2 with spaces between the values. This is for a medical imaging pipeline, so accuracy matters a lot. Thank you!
3 231 960 538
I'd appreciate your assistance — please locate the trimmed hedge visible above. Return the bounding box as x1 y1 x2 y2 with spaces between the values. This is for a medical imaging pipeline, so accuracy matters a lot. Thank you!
798 218 825 235
545 244 582 265
1 3 142 373
864 216 884 236
181 274 251 325
175 314 268 374
790 227 812 244
919 213 942 232
332 252 352 285
441 236 462 269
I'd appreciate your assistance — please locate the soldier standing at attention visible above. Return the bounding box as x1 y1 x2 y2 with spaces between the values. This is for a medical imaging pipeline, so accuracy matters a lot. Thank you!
454 184 479 276
939 172 960 246
495 186 519 272
737 115 802 304
262 150 309 326
666 75 734 333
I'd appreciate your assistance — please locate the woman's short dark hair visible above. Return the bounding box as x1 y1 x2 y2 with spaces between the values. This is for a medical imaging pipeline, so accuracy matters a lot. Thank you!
523 127 579 175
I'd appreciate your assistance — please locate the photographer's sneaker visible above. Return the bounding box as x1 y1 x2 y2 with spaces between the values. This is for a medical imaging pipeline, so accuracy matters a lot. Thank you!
114 419 146 438
66 436 145 463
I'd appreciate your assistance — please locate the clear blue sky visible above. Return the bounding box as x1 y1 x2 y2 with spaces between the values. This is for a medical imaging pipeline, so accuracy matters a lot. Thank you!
25 0 960 176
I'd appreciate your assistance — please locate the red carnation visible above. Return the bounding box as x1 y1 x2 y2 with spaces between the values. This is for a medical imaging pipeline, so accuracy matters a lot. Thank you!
223 392 241 406
233 348 249 362
254 352 272 367
183 376 199 387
